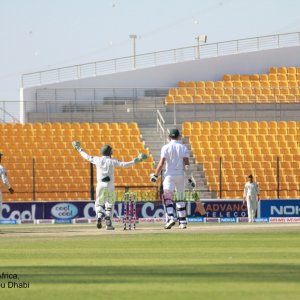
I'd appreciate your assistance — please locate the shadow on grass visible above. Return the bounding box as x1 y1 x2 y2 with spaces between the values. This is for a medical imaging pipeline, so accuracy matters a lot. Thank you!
2 264 300 284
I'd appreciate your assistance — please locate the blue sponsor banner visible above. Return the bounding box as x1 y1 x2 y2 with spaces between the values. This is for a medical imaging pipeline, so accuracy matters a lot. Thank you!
254 218 269 223
220 218 236 223
1 200 248 221
0 219 17 224
188 217 204 223
260 199 300 218
55 219 73 224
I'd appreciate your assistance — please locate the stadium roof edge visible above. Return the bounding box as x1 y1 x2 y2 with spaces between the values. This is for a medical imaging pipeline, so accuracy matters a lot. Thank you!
21 31 300 88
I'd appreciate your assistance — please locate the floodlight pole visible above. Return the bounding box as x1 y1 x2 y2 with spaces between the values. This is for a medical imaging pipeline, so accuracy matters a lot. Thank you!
196 37 200 59
195 35 207 59
129 34 137 69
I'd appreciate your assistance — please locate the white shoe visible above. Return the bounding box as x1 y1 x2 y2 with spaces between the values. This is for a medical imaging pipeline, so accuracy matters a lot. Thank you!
164 219 176 229
179 224 187 229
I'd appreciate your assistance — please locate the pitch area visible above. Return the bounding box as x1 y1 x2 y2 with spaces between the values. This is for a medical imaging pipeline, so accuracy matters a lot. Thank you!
1 223 299 300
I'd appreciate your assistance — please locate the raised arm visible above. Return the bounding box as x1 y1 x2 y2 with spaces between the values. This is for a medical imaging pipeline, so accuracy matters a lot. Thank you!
114 153 148 168
72 141 97 164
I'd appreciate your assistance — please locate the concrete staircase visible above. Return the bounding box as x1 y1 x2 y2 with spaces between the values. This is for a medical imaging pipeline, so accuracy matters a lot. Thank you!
140 125 216 199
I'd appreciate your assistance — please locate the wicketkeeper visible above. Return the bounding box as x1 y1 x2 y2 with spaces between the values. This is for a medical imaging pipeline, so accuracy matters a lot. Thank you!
72 142 147 230
0 152 14 217
150 129 194 229
243 174 260 223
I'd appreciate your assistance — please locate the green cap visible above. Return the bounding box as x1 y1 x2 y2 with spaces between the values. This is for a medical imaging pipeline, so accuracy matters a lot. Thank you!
168 128 180 138
101 144 112 156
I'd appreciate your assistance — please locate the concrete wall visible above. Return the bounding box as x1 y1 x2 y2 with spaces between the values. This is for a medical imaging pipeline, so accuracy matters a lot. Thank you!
23 45 300 95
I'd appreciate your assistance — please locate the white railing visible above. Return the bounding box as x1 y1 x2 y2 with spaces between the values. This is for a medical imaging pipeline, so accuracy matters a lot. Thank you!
157 109 167 143
21 32 300 88
0 105 20 123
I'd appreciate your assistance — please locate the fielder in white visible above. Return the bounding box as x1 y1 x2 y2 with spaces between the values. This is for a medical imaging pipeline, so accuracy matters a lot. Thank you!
72 142 147 230
0 152 14 217
150 129 194 229
243 174 260 223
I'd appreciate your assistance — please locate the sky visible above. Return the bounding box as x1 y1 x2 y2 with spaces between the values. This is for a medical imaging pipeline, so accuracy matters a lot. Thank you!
1 0 300 104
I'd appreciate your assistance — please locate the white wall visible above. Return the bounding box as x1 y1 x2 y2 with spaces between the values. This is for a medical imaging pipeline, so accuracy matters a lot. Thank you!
22 45 300 101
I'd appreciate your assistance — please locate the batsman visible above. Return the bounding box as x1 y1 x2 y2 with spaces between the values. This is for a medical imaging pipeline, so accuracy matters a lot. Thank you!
72 142 147 230
150 129 194 229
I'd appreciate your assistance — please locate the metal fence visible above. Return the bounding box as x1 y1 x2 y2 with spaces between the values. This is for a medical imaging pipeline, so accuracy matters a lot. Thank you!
21 32 300 87
0 103 20 123
2 157 299 201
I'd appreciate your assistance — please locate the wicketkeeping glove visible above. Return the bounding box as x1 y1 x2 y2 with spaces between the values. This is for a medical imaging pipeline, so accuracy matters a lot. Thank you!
150 173 158 182
71 141 82 152
134 153 148 163
187 178 196 189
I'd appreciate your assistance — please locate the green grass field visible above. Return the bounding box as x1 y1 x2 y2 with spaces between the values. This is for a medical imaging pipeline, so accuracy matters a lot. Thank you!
1 224 300 300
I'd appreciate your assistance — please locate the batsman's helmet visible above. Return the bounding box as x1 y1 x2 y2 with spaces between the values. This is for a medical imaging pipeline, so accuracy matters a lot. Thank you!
101 144 112 156
168 128 180 138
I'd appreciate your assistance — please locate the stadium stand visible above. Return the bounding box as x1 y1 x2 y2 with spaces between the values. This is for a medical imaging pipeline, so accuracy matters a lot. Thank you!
165 66 300 104
182 121 300 199
0 122 155 201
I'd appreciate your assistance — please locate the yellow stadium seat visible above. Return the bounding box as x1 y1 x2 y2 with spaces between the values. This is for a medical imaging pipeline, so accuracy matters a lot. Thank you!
223 74 231 81
288 74 296 81
231 74 240 81
174 95 183 103
178 87 187 96
240 75 250 81
269 67 277 74
196 81 205 88
182 95 193 103
187 81 196 88
224 81 233 88
288 67 296 74
187 87 196 96
241 81 251 88
214 81 224 88
278 67 287 74
269 73 278 81
233 81 242 88
277 74 287 81
195 88 206 95
223 88 233 96
250 74 260 81
260 74 269 81
165 95 174 104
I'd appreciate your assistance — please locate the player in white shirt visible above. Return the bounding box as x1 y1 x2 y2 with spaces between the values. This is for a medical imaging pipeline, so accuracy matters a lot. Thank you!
72 142 147 230
0 152 14 217
150 129 194 229
243 174 260 223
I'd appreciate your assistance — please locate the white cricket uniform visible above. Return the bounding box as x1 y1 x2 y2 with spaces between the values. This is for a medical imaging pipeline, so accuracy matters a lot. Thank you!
160 140 189 224
79 150 135 218
161 140 189 193
0 164 12 216
243 181 260 223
